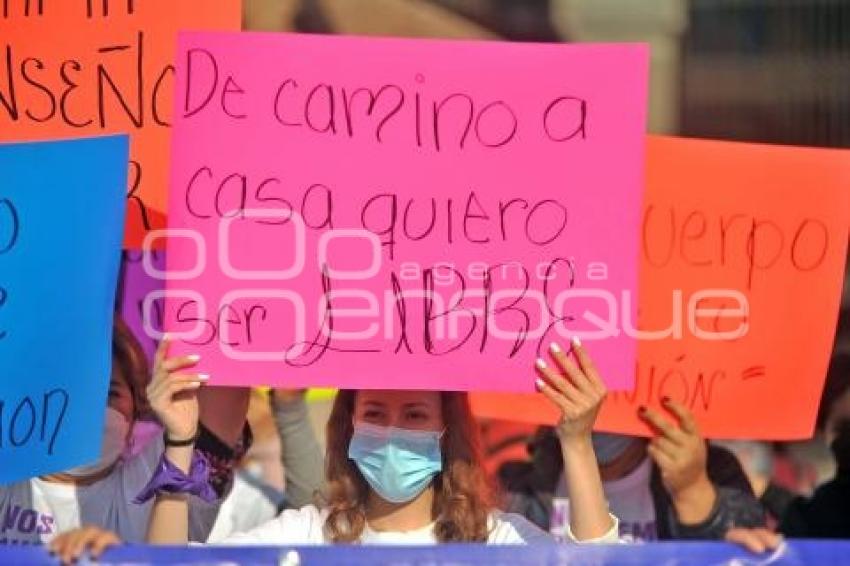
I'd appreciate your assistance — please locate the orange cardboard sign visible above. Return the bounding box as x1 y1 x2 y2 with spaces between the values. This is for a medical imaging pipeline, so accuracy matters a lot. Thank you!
0 0 241 247
472 135 850 440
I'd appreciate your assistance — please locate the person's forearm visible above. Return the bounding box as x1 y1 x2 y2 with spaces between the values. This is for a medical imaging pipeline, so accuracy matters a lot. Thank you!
146 445 193 544
273 395 324 508
561 436 614 541
671 475 717 525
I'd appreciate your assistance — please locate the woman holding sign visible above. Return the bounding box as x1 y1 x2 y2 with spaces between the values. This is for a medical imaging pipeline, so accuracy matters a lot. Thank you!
49 338 617 560
0 318 249 546
499 400 774 550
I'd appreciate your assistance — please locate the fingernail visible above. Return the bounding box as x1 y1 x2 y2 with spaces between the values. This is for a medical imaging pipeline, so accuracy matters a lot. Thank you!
535 358 548 370
549 342 561 353
187 354 201 362
197 373 210 381
571 336 582 348
535 378 545 391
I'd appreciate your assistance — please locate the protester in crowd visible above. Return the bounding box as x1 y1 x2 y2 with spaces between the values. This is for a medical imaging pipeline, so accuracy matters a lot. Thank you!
777 352 850 537
203 389 286 541
205 389 324 541
270 389 325 510
779 418 850 538
771 442 833 498
689 352 850 550
713 440 796 526
235 389 290 492
499 388 767 544
757 352 850 503
0 319 250 545
49 338 620 561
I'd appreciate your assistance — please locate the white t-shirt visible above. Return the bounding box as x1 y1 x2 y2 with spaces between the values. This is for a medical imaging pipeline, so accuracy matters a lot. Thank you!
552 457 656 542
207 469 285 543
213 504 617 545
0 435 220 545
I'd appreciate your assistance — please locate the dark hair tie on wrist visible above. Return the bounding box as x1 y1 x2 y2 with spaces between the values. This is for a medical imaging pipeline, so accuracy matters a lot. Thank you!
164 430 198 447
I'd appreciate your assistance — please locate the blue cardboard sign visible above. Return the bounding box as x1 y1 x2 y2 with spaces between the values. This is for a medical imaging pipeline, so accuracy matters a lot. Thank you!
0 135 128 484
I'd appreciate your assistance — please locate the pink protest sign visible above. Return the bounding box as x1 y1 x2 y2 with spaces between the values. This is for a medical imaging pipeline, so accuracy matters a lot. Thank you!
159 32 648 391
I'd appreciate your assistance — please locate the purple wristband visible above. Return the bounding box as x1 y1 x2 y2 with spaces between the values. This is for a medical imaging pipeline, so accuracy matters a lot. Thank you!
133 451 217 504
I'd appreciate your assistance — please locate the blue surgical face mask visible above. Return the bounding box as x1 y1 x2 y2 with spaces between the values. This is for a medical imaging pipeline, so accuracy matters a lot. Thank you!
348 422 443 503
591 432 638 466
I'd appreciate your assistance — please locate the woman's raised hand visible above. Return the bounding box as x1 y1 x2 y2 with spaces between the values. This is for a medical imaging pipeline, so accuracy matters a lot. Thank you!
535 337 608 444
147 335 208 442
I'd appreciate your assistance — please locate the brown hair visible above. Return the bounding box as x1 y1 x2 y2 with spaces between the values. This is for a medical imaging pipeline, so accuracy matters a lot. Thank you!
112 315 151 420
322 390 493 543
